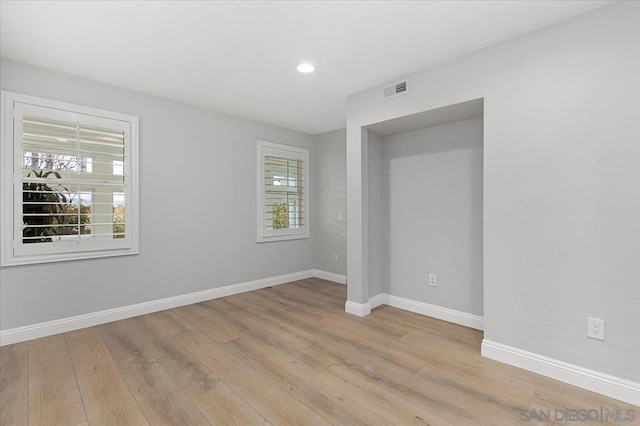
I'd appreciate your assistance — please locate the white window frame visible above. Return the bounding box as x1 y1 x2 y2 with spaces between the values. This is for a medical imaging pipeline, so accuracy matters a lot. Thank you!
1 91 139 266
257 140 309 243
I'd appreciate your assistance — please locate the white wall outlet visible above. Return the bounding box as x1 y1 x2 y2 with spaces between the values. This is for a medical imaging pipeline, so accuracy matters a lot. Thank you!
337 211 343 221
428 273 437 287
587 317 605 341
332 253 338 262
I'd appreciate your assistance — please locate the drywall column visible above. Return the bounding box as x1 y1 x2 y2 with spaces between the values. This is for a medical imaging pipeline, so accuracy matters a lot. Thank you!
345 126 370 315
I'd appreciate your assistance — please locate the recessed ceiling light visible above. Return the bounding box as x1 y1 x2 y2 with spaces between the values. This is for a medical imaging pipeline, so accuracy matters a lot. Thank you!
297 63 315 73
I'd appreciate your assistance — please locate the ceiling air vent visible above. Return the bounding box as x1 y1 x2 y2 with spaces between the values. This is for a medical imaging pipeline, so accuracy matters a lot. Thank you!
383 79 408 100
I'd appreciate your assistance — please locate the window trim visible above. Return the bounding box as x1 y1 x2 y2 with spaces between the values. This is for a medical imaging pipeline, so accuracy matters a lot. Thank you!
0 90 139 267
256 140 309 243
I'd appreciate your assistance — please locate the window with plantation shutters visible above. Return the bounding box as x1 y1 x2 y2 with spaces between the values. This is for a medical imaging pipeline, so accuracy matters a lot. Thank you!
257 140 309 242
1 91 139 266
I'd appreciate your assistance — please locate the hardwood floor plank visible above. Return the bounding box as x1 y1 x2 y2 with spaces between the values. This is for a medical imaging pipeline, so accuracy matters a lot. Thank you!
267 306 421 378
223 337 387 425
405 366 531 426
257 285 342 316
126 366 209 425
398 329 482 362
202 299 335 375
210 298 315 350
349 313 410 339
269 283 345 312
147 309 195 336
381 307 483 350
316 365 453 426
174 328 330 425
419 361 535 407
215 292 270 312
66 334 130 402
264 297 329 322
337 361 485 426
235 307 317 350
246 286 335 321
65 333 148 425
318 315 426 372
0 342 29 426
27 335 86 426
124 315 221 400
97 320 159 378
194 384 270 426
81 392 150 425
63 327 98 342
28 334 75 378
177 303 241 343
295 278 347 300
244 288 311 313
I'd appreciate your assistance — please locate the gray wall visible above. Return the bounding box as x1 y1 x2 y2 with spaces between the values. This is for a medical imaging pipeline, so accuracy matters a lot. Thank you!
314 129 347 275
0 58 317 330
382 118 483 315
347 1 640 382
367 131 385 298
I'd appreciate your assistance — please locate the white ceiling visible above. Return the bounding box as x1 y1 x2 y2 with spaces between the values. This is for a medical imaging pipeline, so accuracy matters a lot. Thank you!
1 1 613 135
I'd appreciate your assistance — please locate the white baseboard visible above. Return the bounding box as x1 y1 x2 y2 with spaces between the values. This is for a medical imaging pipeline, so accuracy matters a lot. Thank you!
367 293 484 331
482 340 640 407
0 270 315 346
312 269 346 284
369 294 386 309
345 300 371 317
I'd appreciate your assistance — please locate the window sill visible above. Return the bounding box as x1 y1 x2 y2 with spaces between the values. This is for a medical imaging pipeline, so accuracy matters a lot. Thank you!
1 247 138 267
256 232 309 243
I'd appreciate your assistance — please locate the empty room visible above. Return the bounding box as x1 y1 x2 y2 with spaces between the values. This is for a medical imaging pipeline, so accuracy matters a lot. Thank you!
1 1 639 425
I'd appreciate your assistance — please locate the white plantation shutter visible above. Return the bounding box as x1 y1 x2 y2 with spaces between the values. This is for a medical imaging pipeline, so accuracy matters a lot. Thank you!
257 141 309 242
264 156 304 230
21 115 126 241
1 91 139 266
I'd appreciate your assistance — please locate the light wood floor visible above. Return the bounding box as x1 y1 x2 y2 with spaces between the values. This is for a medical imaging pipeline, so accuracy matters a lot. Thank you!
1 278 637 425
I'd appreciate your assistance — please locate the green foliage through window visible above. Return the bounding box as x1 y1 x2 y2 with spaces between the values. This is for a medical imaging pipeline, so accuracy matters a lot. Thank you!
273 203 289 229
113 205 125 238
22 170 91 243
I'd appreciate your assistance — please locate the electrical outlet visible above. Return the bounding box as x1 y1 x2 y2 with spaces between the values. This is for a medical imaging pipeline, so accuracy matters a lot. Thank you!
337 211 343 221
587 317 605 341
332 253 338 262
428 273 437 287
